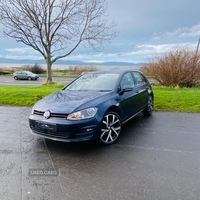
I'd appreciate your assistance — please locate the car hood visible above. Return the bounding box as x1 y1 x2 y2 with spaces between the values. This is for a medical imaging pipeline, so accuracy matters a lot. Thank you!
33 90 111 113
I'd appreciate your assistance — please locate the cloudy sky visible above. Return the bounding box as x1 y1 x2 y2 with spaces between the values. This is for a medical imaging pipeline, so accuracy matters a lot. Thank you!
0 0 200 64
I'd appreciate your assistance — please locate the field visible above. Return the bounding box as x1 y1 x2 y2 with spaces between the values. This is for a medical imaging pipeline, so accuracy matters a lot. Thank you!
0 66 200 112
0 84 200 112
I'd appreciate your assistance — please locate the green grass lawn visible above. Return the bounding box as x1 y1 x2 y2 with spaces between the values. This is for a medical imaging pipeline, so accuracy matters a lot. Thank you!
39 71 80 77
153 86 200 112
0 84 66 106
0 84 200 113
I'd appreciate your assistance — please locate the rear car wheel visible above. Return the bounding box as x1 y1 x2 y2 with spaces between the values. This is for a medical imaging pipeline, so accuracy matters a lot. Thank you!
14 76 18 80
99 112 122 145
28 76 32 81
142 96 153 116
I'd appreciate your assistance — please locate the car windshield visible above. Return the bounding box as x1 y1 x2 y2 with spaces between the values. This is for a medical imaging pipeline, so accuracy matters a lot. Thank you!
65 73 120 91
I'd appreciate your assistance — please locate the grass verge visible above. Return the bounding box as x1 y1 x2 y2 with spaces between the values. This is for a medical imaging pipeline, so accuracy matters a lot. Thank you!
0 85 200 113
153 86 200 112
0 83 66 106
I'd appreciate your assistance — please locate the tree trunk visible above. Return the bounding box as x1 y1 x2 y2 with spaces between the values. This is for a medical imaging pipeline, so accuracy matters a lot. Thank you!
46 58 53 84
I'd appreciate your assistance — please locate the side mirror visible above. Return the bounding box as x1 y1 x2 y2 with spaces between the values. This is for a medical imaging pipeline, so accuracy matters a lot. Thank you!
119 85 133 95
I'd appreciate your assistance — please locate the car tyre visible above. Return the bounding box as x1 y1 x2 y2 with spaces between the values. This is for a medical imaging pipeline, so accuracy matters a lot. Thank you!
142 96 153 116
14 76 18 80
99 112 122 145
28 76 32 81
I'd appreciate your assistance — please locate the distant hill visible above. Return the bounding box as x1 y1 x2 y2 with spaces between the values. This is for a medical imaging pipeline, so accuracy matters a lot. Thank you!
0 58 144 67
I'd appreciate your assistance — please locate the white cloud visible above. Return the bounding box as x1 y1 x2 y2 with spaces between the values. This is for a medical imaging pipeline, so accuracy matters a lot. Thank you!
1 0 200 64
152 24 200 41
179 24 200 37
2 47 43 60
6 48 30 54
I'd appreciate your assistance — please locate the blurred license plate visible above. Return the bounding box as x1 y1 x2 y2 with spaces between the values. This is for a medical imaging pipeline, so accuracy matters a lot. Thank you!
36 122 57 132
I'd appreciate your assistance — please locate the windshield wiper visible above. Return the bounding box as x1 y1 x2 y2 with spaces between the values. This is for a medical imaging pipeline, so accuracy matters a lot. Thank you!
99 90 112 92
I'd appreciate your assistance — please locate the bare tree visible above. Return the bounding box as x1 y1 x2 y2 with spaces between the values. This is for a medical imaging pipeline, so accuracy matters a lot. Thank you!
0 0 117 83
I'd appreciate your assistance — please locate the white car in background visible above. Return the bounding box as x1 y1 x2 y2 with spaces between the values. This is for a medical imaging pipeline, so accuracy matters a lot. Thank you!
13 71 39 80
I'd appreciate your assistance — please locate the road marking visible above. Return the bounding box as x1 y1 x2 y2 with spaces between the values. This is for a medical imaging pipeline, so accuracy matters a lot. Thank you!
115 144 193 154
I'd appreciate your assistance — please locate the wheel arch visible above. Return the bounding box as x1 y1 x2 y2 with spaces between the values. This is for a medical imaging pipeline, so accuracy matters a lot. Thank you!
104 105 121 118
149 93 154 101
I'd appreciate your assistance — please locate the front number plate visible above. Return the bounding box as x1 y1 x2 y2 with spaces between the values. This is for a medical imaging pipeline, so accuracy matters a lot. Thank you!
35 122 57 132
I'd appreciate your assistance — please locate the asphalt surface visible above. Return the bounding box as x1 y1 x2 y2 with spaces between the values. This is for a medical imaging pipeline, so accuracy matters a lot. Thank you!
1 106 200 200
0 76 74 85
0 76 157 86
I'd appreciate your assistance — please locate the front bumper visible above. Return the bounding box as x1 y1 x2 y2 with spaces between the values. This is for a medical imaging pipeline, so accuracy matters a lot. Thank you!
29 115 100 142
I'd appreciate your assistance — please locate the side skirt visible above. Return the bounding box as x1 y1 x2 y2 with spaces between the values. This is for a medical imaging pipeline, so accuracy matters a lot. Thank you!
122 109 144 125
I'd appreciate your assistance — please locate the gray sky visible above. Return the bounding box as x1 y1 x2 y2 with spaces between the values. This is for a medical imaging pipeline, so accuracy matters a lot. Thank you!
0 0 200 64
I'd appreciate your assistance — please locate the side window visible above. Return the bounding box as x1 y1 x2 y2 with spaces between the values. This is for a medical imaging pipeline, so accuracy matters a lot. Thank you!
132 72 146 86
119 72 134 90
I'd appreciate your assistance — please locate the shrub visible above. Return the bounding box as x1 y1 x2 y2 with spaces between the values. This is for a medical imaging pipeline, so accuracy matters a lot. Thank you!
140 46 200 87
31 63 45 74
0 68 12 75
22 64 45 74
68 65 99 75
0 69 10 75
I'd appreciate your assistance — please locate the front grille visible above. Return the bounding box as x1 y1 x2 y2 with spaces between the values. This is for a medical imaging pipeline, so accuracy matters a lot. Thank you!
34 110 43 116
31 126 70 139
33 110 68 119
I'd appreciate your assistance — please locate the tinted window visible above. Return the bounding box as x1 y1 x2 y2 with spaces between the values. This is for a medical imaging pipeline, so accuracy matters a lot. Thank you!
119 72 134 90
132 72 146 86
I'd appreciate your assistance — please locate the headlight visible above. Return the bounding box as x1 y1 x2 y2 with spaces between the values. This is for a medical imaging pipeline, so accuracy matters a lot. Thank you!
67 107 98 120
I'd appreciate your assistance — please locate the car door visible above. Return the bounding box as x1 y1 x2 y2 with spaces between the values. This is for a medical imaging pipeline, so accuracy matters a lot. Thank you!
118 72 141 122
131 71 150 111
21 72 28 79
16 72 23 79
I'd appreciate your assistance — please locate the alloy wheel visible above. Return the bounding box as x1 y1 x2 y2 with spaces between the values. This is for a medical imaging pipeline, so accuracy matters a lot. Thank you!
100 112 121 144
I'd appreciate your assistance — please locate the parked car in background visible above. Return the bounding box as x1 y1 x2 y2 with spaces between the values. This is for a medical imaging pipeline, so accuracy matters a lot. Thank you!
13 71 39 80
29 70 154 145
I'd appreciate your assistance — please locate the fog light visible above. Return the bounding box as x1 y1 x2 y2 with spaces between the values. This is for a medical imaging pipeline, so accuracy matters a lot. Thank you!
86 128 94 132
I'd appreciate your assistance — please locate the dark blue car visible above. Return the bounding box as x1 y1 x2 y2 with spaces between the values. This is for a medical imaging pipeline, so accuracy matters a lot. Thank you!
29 70 154 144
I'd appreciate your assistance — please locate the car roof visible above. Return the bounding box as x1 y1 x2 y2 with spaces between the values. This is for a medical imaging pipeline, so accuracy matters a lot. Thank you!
83 69 142 75
15 70 33 73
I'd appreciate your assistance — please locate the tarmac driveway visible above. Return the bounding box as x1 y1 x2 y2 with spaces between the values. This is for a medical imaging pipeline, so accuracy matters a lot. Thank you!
0 106 200 200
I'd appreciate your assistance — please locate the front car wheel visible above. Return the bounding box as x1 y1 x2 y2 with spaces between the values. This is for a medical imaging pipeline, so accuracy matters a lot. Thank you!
99 112 122 145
